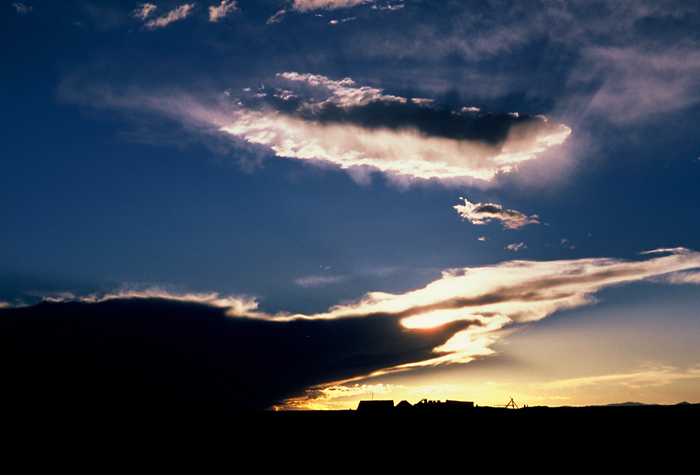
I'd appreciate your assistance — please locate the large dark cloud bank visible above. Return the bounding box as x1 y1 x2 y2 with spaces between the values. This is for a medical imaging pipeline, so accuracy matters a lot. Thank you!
0 298 469 410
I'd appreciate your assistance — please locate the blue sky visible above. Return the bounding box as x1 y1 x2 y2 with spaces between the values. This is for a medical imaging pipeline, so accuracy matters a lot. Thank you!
2 0 700 409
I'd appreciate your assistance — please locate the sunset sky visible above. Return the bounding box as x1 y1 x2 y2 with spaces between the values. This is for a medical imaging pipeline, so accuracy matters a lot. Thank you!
2 0 700 410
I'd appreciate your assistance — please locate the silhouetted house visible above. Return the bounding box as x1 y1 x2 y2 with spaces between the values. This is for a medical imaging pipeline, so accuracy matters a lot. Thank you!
414 398 474 412
446 400 474 409
356 398 474 413
357 400 394 412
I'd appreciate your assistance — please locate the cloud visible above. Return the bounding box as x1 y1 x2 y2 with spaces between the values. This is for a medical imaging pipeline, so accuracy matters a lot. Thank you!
131 3 157 20
209 0 237 22
541 364 700 391
331 2 700 132
143 3 194 29
329 17 355 25
565 46 700 125
264 248 700 371
82 250 697 373
290 0 372 12
0 295 467 410
505 242 526 251
59 72 570 187
276 72 406 107
5 249 700 409
12 2 32 14
218 73 571 185
454 197 539 229
267 9 286 24
295 275 346 287
371 3 403 11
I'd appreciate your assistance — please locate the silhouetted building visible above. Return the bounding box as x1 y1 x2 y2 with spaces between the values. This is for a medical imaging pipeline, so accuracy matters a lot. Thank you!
356 399 474 412
413 398 474 412
357 400 394 412
446 400 474 409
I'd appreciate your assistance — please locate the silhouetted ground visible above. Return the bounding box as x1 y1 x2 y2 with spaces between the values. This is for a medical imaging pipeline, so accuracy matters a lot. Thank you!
217 404 698 464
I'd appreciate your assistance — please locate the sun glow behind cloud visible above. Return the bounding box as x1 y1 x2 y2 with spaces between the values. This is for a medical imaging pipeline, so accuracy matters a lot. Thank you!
46 248 700 377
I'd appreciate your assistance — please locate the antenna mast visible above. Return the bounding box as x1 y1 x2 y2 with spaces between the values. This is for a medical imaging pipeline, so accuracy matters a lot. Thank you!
505 397 519 409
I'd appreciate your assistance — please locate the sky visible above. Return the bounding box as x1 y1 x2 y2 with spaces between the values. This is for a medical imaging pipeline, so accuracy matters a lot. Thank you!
2 0 700 410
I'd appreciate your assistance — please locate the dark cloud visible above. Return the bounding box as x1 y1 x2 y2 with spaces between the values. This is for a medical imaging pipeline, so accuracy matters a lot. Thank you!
255 73 551 146
0 298 471 410
298 101 543 146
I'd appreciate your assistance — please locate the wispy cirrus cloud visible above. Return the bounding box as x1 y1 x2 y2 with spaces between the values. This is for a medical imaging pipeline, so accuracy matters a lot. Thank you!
564 46 700 125
266 9 286 24
336 2 700 132
454 197 539 229
294 275 346 287
290 0 372 12
209 0 237 22
131 3 157 20
541 363 700 391
143 3 194 29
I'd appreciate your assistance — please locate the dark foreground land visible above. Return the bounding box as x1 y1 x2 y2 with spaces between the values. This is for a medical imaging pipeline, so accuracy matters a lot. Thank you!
244 402 700 438
4 403 697 466
264 404 699 451
226 403 699 462
265 401 700 427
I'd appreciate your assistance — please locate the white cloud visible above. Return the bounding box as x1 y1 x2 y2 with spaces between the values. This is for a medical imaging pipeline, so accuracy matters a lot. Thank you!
505 242 526 251
131 3 157 20
454 197 539 229
209 0 237 22
42 249 700 376
144 3 195 29
329 17 355 25
12 2 32 14
277 72 406 107
57 72 571 186
371 3 403 11
291 0 372 12
218 73 571 186
267 9 286 24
